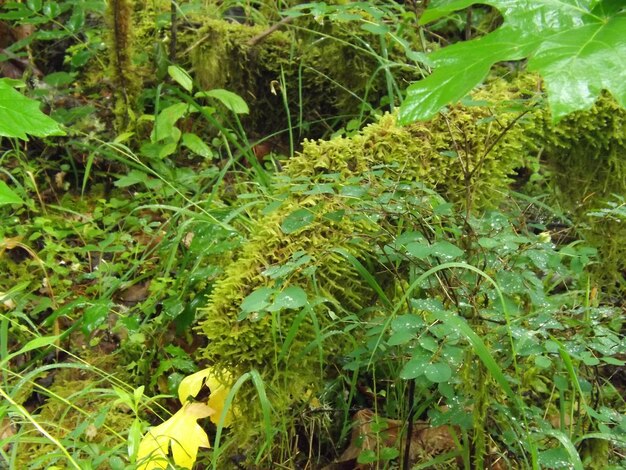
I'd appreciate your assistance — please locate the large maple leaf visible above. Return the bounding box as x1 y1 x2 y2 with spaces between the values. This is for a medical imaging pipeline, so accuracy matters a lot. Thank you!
137 402 213 470
398 0 626 123
137 367 233 470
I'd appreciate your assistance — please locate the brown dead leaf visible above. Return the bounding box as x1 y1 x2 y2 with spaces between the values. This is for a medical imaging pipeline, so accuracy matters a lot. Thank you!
117 280 151 305
331 409 458 469
1 417 16 451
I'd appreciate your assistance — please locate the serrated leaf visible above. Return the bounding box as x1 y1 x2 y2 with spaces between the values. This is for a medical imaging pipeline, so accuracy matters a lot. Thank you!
0 81 65 139
399 0 626 123
195 89 249 114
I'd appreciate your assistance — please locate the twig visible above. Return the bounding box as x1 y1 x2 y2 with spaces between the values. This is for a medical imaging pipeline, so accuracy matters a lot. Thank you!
169 0 177 61
247 16 293 47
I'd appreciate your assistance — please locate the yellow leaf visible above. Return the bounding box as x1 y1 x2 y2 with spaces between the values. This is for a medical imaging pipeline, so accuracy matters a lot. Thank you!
206 375 232 427
178 368 213 404
137 402 213 470
178 368 234 427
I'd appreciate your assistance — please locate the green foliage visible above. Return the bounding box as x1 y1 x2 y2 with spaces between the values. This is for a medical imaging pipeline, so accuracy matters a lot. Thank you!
190 8 422 140
399 0 626 123
2 1 626 468
0 79 65 139
194 75 569 460
539 94 626 290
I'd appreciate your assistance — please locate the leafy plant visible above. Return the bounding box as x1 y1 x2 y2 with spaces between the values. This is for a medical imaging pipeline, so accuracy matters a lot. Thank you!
399 0 626 123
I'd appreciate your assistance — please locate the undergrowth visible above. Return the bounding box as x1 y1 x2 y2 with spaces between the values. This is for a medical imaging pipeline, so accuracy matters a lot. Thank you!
1 1 625 469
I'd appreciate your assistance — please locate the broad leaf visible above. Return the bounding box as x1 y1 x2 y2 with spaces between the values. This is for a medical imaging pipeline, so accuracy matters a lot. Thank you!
0 80 65 139
269 286 308 311
0 181 23 205
168 65 193 92
195 89 249 114
399 0 626 123
178 368 234 427
182 133 213 158
137 402 213 470
281 208 315 234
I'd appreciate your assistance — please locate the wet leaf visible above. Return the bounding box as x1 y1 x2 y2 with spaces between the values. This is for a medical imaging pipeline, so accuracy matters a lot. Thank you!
281 208 315 234
269 286 308 310
399 0 626 123
239 287 274 319
425 362 452 383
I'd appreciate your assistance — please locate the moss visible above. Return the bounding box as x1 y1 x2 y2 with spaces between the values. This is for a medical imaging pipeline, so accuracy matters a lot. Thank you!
13 359 135 468
106 0 141 131
197 76 546 456
539 94 626 290
190 17 422 140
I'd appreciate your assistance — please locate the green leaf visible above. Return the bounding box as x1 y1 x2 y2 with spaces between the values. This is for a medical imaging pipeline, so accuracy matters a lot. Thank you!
431 241 464 260
182 133 213 158
360 22 389 35
400 351 430 379
151 102 188 143
425 362 452 383
380 447 400 460
195 89 249 114
114 169 150 188
239 287 274 320
0 80 65 139
534 355 552 369
269 286 308 311
527 14 626 121
0 181 23 205
168 65 193 92
281 208 315 234
43 72 75 87
406 241 432 259
357 449 377 464
82 300 112 335
399 1 626 123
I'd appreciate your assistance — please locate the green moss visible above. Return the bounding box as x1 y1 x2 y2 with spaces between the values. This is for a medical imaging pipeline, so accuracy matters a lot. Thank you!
13 361 135 468
197 77 546 455
539 94 626 290
190 17 422 139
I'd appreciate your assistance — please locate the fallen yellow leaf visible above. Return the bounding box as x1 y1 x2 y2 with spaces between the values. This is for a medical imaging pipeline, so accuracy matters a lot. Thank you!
178 368 213 404
178 367 234 427
137 402 213 470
